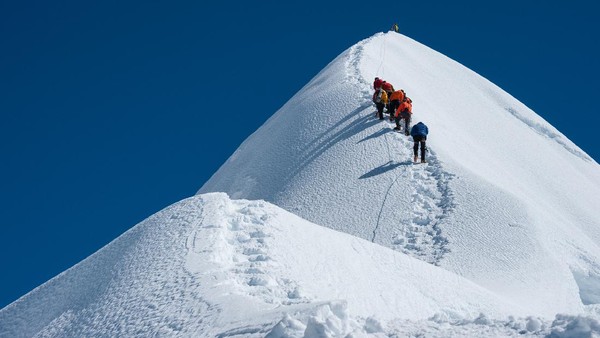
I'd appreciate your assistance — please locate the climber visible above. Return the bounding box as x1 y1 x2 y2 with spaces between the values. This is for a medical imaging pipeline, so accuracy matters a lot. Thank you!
410 121 428 163
373 77 383 91
381 81 395 114
391 23 399 33
394 97 412 135
388 89 406 122
372 87 388 120
381 81 394 97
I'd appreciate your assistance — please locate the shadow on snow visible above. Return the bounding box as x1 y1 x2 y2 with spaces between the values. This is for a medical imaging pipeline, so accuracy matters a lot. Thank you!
285 103 378 182
359 160 412 179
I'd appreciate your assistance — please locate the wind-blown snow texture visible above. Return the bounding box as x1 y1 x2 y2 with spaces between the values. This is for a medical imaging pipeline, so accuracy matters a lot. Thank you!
2 32 600 337
2 193 596 337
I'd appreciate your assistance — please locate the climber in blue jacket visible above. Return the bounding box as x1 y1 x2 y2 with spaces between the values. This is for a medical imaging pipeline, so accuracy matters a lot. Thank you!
410 122 428 163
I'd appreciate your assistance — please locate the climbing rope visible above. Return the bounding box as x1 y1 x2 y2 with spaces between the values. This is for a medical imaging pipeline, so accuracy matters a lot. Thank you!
375 32 387 78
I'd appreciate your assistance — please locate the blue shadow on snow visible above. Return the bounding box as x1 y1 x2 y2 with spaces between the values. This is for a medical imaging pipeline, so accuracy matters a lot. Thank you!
359 160 412 179
357 127 392 144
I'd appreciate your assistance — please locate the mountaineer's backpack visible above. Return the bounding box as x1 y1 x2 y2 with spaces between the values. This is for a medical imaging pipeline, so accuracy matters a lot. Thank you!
373 88 388 104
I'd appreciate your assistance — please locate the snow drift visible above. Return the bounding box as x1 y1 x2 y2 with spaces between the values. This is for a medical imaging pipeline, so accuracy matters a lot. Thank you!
0 193 530 337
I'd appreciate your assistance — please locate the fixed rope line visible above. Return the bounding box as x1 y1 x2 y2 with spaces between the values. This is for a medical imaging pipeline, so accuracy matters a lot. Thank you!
376 32 387 77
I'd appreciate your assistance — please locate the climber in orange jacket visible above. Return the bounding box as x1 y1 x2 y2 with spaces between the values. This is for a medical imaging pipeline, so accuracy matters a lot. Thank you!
388 89 405 121
394 97 412 135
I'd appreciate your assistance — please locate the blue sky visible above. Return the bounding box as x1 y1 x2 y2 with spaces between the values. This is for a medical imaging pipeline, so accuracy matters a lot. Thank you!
1 0 598 308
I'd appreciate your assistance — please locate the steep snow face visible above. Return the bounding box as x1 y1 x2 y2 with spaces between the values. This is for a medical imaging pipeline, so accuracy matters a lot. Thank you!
200 33 600 316
0 193 531 337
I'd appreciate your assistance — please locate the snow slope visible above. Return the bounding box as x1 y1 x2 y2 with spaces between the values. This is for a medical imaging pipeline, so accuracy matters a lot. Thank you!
0 193 536 337
200 32 600 318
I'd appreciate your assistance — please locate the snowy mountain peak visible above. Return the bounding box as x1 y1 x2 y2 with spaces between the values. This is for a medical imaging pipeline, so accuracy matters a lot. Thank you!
199 31 600 320
3 32 600 337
